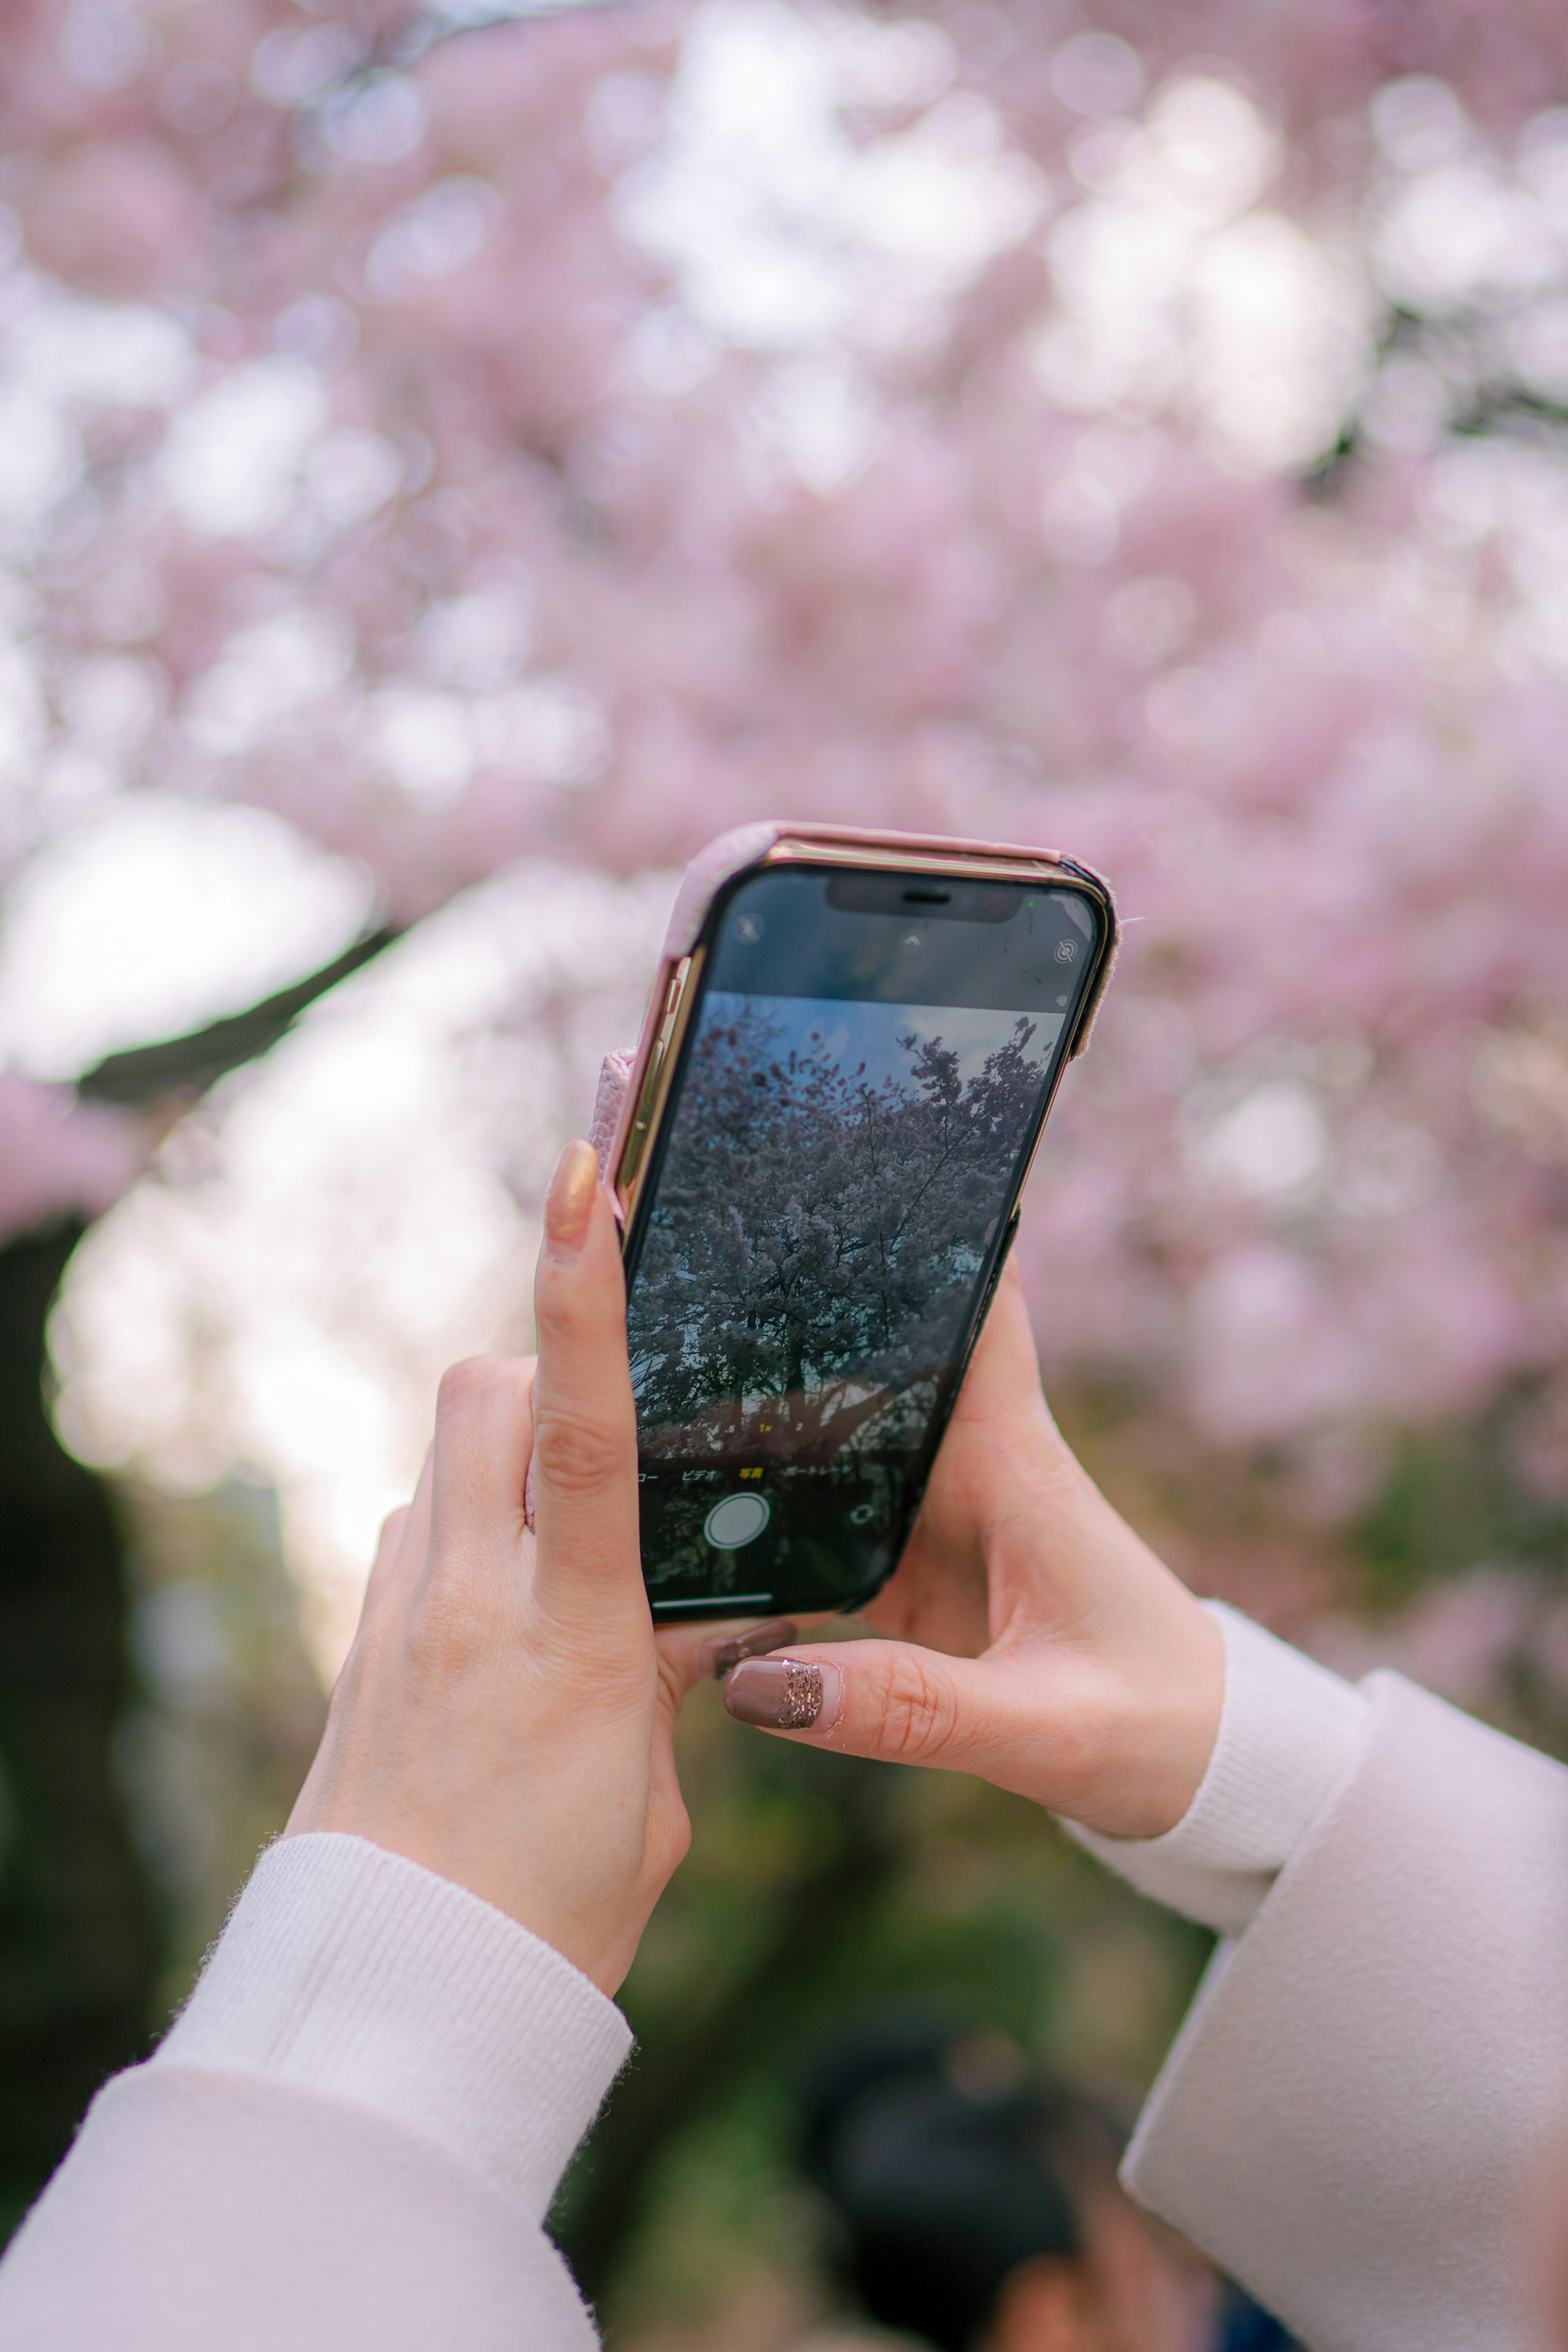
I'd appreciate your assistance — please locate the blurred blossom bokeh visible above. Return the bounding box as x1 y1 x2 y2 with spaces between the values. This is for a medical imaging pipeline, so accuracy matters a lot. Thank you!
4 0 1568 2330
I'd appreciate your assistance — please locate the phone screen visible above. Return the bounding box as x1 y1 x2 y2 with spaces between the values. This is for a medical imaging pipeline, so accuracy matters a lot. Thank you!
623 866 1104 1617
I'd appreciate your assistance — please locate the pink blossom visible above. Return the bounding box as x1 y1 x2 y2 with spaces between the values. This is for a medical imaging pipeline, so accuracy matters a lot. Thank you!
2 0 1568 1687
0 1073 144 1246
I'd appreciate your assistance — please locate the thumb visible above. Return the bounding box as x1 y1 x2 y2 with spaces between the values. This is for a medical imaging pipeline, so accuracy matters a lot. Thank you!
722 1638 1007 1770
529 1137 642 1638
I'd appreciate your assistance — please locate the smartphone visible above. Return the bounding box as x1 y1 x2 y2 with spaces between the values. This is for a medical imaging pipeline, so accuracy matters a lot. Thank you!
607 825 1116 1623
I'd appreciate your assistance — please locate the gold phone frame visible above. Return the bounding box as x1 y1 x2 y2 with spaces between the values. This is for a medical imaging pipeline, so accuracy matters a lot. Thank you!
611 832 1115 1238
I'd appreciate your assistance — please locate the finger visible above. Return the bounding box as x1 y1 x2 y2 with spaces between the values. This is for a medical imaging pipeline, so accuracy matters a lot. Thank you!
365 1505 410 1607
359 1447 434 1614
957 1253 1053 1432
336 1506 412 1679
879 1257 1097 1652
651 1624 721 1719
860 1263 1040 1651
722 1631 1178 1829
427 1355 535 1569
398 1446 434 1569
530 1138 642 1623
722 1637 1002 1770
964 1261 1088 1507
653 1614 819 1727
588 1049 635 1173
693 1617 800 1681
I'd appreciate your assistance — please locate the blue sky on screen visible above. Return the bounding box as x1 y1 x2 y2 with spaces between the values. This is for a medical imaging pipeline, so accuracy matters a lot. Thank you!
700 992 1063 1093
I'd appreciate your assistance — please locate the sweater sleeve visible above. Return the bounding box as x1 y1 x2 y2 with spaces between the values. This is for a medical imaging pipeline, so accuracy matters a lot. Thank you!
0 1833 631 2351
1122 1672 1568 2352
1065 1601 1370 1936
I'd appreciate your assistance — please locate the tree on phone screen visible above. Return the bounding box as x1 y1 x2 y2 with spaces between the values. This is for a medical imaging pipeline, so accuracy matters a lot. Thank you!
628 997 1046 1462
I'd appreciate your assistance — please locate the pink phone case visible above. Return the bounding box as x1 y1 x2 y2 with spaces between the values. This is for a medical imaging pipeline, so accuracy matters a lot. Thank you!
590 822 1118 1198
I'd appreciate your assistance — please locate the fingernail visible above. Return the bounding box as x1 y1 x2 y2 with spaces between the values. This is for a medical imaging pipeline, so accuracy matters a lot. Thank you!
698 1618 799 1681
724 1657 843 1733
546 1138 600 1250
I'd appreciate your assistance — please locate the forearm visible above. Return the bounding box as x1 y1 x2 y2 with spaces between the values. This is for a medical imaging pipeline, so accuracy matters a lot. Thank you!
0 1835 629 2350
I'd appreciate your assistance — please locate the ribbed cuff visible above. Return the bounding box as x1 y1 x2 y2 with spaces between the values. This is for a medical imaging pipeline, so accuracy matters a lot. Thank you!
154 1832 633 2221
1066 1603 1370 1939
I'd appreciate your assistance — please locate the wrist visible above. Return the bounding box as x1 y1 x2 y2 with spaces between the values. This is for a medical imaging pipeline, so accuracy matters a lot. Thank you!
159 1832 632 2220
1065 1603 1370 1937
282 1798 671 2000
1073 1590 1225 1839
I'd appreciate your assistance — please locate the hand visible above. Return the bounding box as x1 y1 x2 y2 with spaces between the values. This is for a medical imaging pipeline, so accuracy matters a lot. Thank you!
722 1256 1223 1840
287 1139 709 1995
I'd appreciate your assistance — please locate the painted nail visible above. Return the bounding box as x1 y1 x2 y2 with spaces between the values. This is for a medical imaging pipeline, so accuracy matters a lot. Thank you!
724 1656 843 1733
545 1138 599 1250
697 1619 800 1681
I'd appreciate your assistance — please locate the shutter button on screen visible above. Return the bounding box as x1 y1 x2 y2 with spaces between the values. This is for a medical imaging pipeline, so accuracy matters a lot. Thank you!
704 1493 771 1549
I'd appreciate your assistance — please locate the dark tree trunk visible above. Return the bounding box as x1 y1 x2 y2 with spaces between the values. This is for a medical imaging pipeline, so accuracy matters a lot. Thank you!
0 1224 159 2243
0 924 399 2243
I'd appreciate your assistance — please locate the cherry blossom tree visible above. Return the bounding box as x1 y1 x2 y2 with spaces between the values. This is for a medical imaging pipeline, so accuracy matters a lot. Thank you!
2 0 1568 1668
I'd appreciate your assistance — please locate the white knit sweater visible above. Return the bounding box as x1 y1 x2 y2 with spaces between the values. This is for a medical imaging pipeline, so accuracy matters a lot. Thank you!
1068 1602 1368 1938
1 1604 1564 2352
